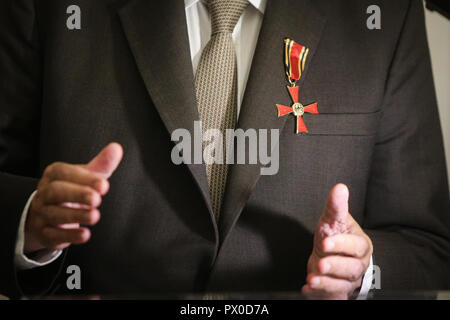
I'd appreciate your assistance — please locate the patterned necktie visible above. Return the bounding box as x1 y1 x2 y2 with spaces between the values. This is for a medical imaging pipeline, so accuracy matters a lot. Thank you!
194 0 249 220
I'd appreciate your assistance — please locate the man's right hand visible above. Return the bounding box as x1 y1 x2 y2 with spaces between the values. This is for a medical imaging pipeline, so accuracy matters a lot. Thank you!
24 143 123 253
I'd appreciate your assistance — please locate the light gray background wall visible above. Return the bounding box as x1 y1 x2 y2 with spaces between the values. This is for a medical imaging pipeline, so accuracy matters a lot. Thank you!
424 7 450 186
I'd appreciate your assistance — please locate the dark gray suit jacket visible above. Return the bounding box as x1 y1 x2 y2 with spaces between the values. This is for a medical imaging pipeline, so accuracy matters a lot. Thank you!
1 0 449 298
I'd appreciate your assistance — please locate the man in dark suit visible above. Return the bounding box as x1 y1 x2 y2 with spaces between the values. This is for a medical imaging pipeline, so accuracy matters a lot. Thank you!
0 0 449 299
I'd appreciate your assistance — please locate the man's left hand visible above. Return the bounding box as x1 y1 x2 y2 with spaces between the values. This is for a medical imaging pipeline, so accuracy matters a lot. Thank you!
302 184 373 299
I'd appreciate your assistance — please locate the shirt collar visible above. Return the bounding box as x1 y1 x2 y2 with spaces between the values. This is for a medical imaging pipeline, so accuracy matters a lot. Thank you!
185 0 267 14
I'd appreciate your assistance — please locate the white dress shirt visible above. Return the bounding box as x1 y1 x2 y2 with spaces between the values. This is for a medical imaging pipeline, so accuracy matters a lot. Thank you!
186 0 266 114
15 0 373 298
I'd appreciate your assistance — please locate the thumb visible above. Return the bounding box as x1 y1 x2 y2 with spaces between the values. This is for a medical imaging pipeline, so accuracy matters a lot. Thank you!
321 183 349 225
86 143 124 179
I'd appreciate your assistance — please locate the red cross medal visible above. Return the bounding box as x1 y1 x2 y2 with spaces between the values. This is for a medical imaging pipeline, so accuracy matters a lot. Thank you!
276 38 318 134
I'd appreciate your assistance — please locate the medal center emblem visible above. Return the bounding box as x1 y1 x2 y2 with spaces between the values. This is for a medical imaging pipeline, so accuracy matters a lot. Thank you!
292 102 304 116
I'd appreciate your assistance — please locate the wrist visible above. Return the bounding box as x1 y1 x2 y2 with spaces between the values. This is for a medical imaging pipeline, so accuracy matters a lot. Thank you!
23 230 45 254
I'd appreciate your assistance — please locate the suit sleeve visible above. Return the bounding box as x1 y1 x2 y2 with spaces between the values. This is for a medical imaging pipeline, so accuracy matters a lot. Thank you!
364 0 450 290
0 0 63 298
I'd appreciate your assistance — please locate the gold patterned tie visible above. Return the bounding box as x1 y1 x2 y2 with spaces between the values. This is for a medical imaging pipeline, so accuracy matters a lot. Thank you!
194 0 249 220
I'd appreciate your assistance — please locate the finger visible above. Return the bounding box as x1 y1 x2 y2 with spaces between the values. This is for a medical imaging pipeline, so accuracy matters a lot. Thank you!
40 226 91 249
42 206 101 226
86 142 123 179
317 256 367 281
306 273 354 293
44 162 109 195
322 234 370 258
40 181 101 207
301 284 347 300
322 183 349 223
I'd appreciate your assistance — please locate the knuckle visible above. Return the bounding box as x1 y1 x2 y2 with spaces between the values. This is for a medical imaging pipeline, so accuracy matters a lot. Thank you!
65 210 80 224
357 245 366 257
367 237 374 254
307 255 317 273
83 185 94 194
35 188 44 200
32 214 45 229
58 165 70 179
43 183 56 200
83 188 100 205
321 238 328 251
38 207 52 223
53 162 64 170
93 178 106 192
350 262 365 281
344 282 354 294
317 258 329 274
56 210 70 224
348 273 359 282
37 177 47 190
360 237 372 257
45 162 60 176
358 261 367 276
38 185 50 202
43 164 53 177
82 188 94 202
30 195 43 213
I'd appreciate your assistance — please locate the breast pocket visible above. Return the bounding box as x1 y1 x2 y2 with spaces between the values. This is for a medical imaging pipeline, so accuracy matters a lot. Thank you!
302 111 381 136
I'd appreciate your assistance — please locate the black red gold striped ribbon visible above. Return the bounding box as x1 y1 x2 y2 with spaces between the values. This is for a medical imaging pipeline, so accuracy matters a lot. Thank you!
284 38 309 85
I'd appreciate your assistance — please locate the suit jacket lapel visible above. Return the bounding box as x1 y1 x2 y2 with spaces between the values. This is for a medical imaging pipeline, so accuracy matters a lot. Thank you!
117 0 217 234
218 0 328 242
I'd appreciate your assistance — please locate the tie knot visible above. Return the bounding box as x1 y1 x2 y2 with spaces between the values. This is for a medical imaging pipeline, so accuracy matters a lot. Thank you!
207 0 249 35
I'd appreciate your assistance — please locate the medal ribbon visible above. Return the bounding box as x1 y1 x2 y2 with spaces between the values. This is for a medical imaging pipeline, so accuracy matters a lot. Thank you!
284 38 309 85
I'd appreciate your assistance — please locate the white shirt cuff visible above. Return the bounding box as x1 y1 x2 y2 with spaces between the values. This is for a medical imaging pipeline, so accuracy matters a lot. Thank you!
14 190 62 270
356 255 373 300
